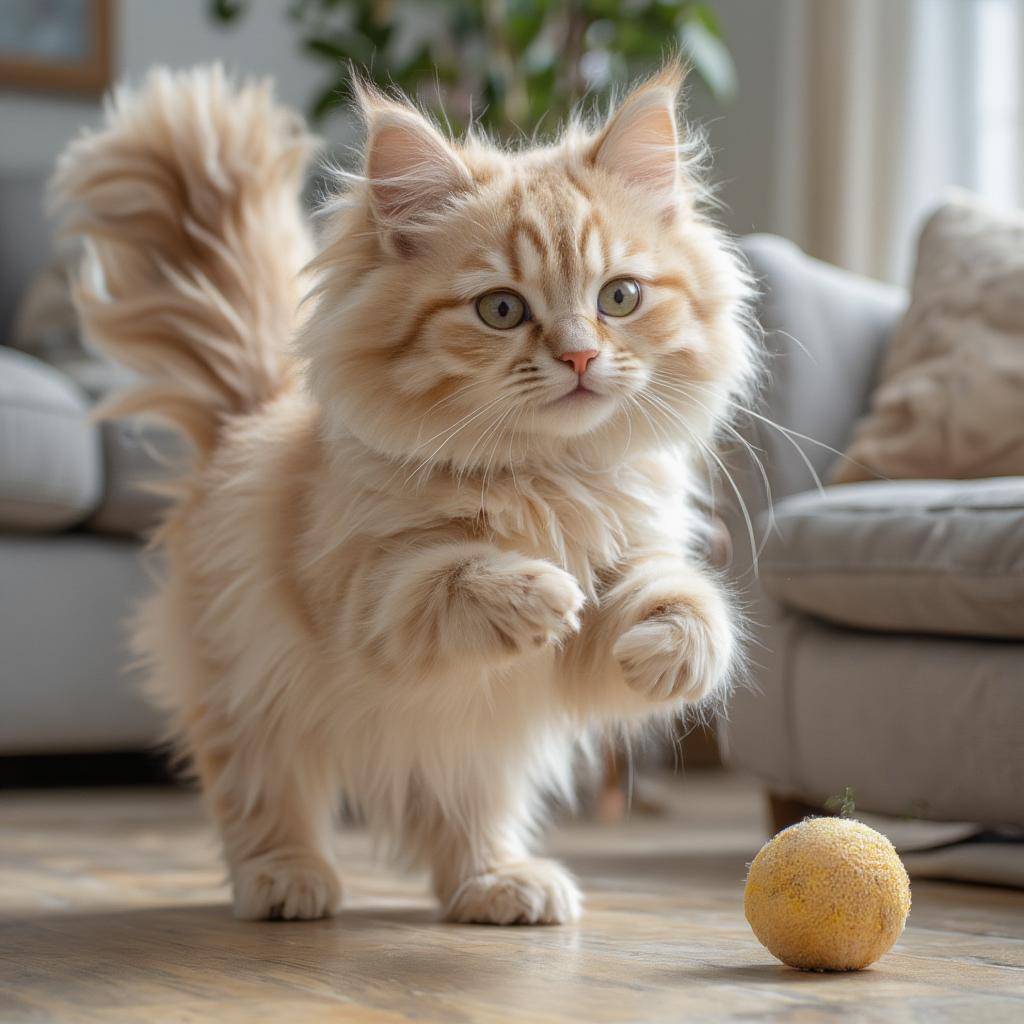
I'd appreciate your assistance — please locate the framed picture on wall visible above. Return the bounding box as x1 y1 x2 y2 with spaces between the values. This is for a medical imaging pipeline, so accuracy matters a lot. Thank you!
0 0 113 96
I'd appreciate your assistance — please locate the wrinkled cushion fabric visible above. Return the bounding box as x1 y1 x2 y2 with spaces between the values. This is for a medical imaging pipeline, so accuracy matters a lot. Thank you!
760 478 1024 639
779 618 1024 828
0 347 102 531
834 193 1024 484
88 419 187 536
12 260 186 536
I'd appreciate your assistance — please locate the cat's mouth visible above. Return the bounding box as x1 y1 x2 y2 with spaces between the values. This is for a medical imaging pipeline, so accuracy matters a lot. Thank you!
550 382 603 405
531 380 619 436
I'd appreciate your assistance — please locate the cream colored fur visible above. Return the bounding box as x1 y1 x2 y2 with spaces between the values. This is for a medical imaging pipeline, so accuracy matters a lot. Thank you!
53 64 756 925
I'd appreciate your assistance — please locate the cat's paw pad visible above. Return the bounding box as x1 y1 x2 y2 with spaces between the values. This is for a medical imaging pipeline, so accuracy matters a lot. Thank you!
232 853 342 921
613 596 734 704
444 858 582 925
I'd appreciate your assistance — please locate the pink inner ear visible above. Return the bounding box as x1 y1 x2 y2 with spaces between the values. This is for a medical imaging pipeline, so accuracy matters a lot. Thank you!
366 110 472 227
593 89 679 197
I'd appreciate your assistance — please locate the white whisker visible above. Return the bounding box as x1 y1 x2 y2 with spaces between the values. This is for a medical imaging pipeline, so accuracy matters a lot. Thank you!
405 393 510 488
638 389 761 576
648 373 777 547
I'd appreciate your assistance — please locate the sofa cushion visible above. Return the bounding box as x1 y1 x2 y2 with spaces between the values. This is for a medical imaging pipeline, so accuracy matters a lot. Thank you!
834 193 1024 484
759 478 1024 640
12 263 188 536
88 419 187 536
70 357 188 537
0 347 102 531
0 532 160 752
724 613 1024 828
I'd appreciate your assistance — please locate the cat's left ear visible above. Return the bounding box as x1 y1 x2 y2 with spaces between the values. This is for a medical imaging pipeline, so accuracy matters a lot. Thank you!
589 64 683 201
358 85 473 252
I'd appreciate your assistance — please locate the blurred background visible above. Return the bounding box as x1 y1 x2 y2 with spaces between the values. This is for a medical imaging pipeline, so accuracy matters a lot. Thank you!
1 0 1021 283
0 1 1022 873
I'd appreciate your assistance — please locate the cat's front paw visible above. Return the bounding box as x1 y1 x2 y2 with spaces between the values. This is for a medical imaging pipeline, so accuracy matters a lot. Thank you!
450 556 585 658
504 562 586 649
444 858 582 925
613 589 735 704
232 851 342 921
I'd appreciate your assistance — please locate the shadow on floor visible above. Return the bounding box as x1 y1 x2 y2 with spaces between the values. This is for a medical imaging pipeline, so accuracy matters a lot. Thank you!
677 962 876 985
1 901 594 1013
565 848 751 886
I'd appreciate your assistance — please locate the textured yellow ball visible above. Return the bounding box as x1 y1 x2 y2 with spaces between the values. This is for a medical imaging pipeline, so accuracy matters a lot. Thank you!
744 817 911 971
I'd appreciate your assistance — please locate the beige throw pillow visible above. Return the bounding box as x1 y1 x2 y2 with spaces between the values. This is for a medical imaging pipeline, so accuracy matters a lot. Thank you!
834 193 1024 484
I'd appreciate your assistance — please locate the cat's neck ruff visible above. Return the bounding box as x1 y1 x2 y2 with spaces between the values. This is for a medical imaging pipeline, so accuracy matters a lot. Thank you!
320 418 697 598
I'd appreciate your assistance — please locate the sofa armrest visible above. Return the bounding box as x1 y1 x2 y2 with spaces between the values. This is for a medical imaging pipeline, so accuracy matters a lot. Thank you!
721 236 905 569
717 238 905 789
741 235 905 494
0 346 103 532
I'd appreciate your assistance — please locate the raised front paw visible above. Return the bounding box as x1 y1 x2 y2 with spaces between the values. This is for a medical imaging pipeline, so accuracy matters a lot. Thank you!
385 545 585 667
454 556 585 658
612 588 736 704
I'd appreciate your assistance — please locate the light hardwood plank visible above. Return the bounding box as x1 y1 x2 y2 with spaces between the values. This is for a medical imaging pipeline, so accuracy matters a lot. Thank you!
1 774 1022 1023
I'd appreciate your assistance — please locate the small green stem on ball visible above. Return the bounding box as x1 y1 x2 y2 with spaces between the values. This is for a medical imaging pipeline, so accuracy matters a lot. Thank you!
824 786 856 819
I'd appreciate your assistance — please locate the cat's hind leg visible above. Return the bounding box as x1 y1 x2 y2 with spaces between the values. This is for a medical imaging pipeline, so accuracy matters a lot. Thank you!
189 707 343 921
414 781 581 926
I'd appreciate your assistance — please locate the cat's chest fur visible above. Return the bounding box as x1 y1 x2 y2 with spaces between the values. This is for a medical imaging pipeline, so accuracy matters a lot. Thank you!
402 453 695 598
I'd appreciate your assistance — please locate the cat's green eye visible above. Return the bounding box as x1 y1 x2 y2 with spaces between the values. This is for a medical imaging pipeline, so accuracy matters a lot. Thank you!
476 290 527 330
597 278 641 317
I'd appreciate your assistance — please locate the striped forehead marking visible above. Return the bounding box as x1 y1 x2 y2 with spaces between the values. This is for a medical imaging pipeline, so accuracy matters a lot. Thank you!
499 170 612 300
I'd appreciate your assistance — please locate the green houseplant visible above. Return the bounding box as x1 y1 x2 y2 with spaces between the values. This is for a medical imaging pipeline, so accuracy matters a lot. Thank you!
210 0 734 139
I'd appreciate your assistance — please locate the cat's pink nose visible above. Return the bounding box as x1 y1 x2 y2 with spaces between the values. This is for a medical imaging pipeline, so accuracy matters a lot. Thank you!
559 350 598 376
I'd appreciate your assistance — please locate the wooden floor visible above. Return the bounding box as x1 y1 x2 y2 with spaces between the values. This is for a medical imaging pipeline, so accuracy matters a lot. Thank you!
1 773 1022 1023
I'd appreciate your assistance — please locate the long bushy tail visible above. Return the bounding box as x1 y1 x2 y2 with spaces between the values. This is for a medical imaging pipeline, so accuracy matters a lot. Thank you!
51 65 317 456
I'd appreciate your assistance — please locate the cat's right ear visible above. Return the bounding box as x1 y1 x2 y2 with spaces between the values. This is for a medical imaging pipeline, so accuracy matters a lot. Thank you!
358 86 473 253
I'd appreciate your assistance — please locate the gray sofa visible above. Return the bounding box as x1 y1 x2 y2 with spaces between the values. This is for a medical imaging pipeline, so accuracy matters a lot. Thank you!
0 173 164 754
721 235 1023 830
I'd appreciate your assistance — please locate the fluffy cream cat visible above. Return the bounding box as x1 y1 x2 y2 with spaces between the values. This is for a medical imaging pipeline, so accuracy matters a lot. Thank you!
53 63 755 924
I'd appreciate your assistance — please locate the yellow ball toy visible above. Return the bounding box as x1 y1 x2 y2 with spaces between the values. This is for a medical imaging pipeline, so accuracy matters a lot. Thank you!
744 816 911 971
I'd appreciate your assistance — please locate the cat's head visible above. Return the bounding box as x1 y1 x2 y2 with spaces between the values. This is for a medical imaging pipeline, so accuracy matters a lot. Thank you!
303 65 756 473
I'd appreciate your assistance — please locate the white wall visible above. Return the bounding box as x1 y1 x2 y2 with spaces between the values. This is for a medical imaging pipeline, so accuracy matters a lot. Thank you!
685 0 788 238
0 0 789 241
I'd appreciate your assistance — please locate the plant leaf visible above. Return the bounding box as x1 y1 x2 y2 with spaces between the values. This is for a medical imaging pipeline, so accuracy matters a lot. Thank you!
210 0 247 23
680 15 737 101
309 80 347 124
690 2 724 39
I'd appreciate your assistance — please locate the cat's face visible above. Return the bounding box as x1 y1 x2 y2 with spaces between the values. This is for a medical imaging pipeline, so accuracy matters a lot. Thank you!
305 67 754 472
